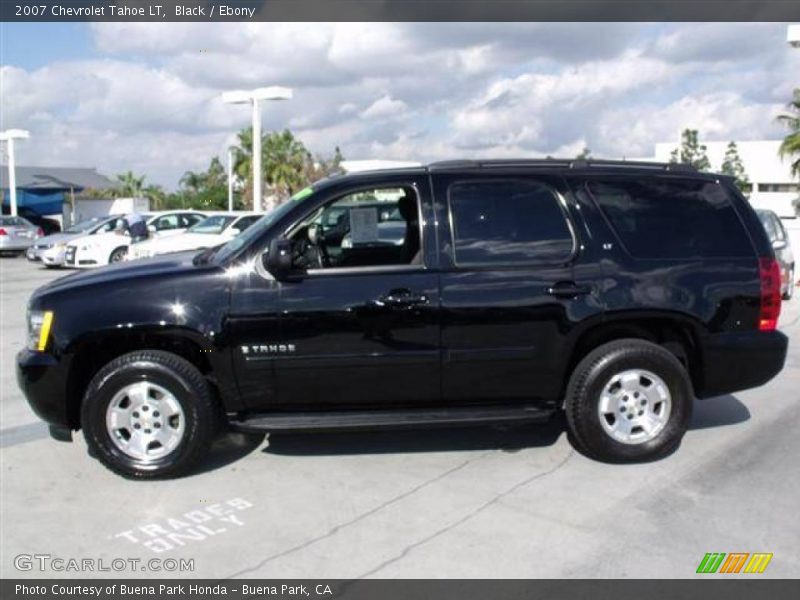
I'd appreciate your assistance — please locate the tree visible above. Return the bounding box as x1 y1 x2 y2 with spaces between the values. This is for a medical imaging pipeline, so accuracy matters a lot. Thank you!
233 128 343 210
178 157 231 210
669 129 711 171
114 171 146 197
575 147 591 160
777 88 800 181
720 141 751 195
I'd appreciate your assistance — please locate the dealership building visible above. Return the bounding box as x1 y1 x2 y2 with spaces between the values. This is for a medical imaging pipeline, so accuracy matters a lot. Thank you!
0 165 115 221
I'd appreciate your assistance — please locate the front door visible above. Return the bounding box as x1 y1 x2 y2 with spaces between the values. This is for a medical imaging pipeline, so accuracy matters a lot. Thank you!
231 174 441 410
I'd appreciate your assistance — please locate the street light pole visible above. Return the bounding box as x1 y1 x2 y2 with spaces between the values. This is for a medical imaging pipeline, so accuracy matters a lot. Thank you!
252 98 263 212
222 87 292 212
0 129 30 217
227 146 235 212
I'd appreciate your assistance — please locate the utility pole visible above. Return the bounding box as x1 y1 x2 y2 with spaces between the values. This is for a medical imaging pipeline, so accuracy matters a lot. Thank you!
0 129 30 216
222 87 292 212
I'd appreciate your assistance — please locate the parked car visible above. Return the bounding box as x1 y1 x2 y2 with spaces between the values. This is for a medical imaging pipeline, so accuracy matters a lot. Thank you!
27 215 124 266
756 209 795 300
17 160 788 478
0 216 42 255
63 211 207 268
127 213 261 261
18 208 61 236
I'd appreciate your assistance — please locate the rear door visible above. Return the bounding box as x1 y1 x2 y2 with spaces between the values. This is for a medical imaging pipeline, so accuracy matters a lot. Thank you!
432 172 596 407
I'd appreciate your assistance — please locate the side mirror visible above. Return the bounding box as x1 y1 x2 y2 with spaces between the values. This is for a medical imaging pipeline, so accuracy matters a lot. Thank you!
264 238 293 280
226 227 242 236
772 239 787 251
148 224 157 233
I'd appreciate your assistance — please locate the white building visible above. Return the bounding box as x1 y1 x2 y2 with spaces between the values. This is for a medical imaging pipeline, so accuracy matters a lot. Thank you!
654 140 798 219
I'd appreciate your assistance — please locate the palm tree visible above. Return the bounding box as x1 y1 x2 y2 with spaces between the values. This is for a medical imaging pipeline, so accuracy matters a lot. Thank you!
777 89 800 180
233 128 313 209
115 171 146 197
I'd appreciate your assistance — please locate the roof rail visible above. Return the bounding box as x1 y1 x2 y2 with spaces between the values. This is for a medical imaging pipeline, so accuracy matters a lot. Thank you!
427 158 697 172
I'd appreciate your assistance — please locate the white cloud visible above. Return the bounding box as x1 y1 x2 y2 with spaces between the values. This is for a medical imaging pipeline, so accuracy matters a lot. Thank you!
2 23 796 187
361 95 408 119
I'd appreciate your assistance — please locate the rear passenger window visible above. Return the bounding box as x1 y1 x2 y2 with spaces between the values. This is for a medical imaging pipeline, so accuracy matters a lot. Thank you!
587 179 752 259
449 180 574 266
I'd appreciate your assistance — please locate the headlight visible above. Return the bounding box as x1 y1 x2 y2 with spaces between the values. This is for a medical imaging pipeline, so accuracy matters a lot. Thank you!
55 242 66 249
27 310 54 351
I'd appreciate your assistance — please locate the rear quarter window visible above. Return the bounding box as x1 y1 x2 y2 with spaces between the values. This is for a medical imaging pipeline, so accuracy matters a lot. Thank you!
586 178 752 259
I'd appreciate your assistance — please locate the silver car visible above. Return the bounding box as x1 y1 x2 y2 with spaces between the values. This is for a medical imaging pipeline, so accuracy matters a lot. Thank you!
757 209 795 301
0 216 41 255
27 215 123 266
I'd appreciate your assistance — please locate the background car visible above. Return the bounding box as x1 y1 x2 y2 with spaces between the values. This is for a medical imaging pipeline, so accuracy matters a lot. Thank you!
128 212 261 260
64 211 207 268
0 216 42 256
27 214 123 266
757 208 795 300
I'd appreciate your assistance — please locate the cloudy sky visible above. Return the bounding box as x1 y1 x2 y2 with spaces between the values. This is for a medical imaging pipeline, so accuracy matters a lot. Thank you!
1 22 798 188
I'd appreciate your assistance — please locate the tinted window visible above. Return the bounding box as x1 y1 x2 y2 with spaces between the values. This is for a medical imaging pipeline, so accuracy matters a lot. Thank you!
448 180 573 266
587 179 752 259
234 216 260 232
153 214 180 230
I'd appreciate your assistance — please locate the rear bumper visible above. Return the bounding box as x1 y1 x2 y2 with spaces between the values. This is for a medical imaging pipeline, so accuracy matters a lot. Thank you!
697 330 789 398
16 348 73 432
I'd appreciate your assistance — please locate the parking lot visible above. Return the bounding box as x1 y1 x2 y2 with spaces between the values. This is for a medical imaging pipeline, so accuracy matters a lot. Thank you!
1 254 799 579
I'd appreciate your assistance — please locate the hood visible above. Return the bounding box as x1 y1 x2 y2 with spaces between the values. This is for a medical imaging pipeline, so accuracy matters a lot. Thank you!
35 250 206 297
34 231 84 246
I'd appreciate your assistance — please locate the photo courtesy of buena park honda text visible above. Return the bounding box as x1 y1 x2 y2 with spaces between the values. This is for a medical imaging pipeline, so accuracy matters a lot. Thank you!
1 1 799 598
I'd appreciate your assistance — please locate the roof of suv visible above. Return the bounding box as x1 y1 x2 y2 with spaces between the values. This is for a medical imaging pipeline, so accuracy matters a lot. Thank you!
323 158 729 181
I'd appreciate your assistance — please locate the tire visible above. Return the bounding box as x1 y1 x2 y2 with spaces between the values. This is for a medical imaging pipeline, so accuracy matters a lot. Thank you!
109 246 128 263
783 266 794 301
81 350 217 479
565 339 693 463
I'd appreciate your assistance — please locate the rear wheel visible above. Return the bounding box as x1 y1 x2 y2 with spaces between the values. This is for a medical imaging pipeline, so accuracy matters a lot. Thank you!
81 350 217 479
565 339 693 462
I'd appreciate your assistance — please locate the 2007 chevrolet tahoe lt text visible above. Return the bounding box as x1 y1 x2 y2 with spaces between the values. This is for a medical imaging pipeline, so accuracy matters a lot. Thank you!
17 159 788 478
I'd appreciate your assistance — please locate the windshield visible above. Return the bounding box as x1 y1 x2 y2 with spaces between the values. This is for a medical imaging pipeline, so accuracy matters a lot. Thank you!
188 215 236 234
66 217 106 234
211 187 314 264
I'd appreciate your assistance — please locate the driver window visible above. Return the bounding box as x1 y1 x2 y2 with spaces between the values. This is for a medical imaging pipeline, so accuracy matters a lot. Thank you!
288 186 422 270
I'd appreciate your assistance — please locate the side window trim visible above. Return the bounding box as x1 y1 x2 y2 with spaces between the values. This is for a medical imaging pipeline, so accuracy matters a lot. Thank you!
445 177 578 270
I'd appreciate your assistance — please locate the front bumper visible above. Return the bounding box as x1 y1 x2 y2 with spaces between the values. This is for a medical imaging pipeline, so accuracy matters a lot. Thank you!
41 246 67 266
16 348 73 433
697 330 789 398
64 245 99 268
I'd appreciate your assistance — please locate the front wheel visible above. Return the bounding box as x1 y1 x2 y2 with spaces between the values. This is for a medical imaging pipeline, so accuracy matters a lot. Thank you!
109 246 128 263
81 350 218 479
565 339 693 463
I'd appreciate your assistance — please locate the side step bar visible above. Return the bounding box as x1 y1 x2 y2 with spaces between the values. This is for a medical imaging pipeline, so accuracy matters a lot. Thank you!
230 404 551 433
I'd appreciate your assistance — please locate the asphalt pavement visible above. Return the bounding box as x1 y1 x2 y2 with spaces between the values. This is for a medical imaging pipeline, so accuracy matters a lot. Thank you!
1 255 798 579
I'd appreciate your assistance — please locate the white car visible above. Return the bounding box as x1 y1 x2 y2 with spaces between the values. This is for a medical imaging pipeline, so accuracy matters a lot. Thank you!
64 211 207 268
128 213 262 261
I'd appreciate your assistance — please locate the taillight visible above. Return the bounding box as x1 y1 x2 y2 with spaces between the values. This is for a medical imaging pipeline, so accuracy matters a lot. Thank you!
36 227 44 237
758 257 782 331
0 228 7 236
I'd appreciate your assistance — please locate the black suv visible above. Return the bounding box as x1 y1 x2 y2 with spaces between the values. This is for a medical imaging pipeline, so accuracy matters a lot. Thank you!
17 160 788 478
